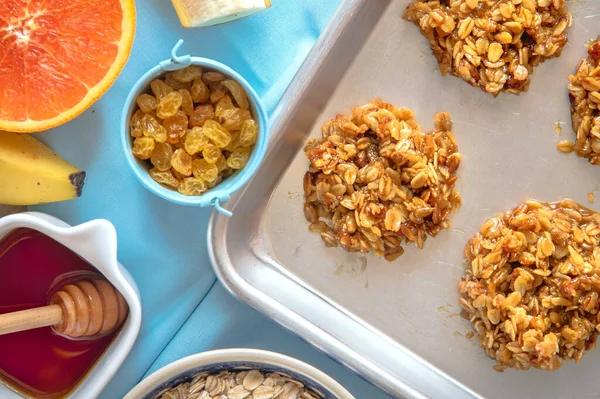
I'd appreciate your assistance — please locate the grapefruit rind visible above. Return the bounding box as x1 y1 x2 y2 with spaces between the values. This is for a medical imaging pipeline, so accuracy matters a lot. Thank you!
0 1 136 133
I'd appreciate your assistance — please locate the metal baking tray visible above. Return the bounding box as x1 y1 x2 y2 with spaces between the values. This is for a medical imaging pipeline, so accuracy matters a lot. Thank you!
209 0 600 398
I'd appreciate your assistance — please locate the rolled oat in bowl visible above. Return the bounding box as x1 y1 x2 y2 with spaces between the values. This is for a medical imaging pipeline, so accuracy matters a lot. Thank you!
157 369 323 399
459 199 600 371
403 0 572 95
558 38 600 165
303 99 462 261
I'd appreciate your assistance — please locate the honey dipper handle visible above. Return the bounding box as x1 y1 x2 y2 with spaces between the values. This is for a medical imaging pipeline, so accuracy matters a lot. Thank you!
0 304 63 335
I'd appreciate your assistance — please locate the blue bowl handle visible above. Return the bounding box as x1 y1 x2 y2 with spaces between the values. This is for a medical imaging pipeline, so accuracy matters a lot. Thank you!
159 39 191 71
213 197 232 217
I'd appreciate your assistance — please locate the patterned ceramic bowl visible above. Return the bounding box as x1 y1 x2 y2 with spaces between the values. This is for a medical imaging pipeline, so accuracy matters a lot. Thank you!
123 349 355 399
121 40 268 216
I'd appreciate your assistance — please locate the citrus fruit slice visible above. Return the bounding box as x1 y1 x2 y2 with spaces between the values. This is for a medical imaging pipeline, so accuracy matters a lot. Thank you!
171 0 271 28
0 0 136 133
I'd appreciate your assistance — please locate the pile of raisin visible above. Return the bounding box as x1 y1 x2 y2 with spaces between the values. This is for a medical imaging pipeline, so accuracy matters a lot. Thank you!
130 66 259 196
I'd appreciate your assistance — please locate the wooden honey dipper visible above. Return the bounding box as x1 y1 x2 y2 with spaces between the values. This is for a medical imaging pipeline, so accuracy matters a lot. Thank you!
0 280 128 338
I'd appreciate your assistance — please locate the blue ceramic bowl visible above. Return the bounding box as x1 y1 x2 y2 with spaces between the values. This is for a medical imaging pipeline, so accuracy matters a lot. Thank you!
123 349 355 399
121 41 268 216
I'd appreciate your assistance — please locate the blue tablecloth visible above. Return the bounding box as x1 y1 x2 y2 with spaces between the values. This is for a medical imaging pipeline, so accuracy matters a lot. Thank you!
33 1 392 398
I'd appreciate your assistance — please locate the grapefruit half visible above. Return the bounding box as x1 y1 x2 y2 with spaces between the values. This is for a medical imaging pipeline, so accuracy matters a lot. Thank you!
0 0 136 133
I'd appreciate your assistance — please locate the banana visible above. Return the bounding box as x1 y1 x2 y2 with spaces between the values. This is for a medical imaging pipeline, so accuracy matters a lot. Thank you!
171 0 271 28
0 132 86 205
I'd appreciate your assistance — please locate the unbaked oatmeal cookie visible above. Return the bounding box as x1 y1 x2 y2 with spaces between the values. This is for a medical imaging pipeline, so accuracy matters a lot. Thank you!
404 0 572 95
303 100 462 261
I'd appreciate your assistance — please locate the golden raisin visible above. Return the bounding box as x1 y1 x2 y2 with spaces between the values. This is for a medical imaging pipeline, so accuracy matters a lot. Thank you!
163 111 188 145
220 108 252 131
157 91 183 119
164 72 191 91
202 144 222 164
209 83 228 104
191 78 210 103
192 158 219 182
224 131 241 152
202 72 226 85
215 154 228 173
178 177 208 196
207 175 223 189
239 119 258 147
171 148 193 176
150 79 173 100
149 168 180 188
172 66 202 83
172 169 188 181
130 109 145 138
221 79 249 110
151 142 174 171
203 120 232 148
136 93 158 113
132 137 155 160
227 147 251 169
141 114 167 143
184 127 208 155
179 89 194 116
215 95 235 117
189 104 215 128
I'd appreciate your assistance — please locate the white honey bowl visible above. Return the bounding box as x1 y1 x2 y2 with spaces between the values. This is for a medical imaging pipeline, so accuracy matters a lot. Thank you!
0 212 142 399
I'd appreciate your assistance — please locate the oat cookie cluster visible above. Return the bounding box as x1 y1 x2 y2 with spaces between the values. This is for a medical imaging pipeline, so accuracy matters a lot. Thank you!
404 0 572 95
558 39 600 165
303 100 462 261
459 199 600 371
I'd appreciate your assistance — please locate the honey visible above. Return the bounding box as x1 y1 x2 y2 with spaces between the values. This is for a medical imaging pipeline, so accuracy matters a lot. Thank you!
0 229 120 399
